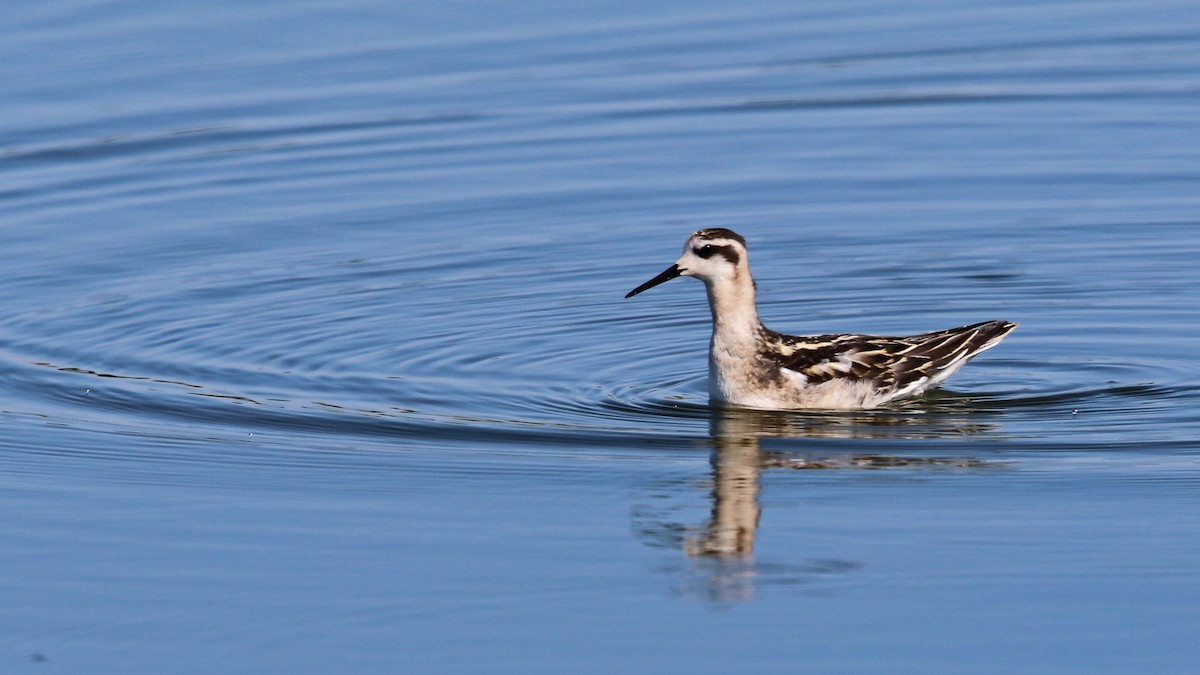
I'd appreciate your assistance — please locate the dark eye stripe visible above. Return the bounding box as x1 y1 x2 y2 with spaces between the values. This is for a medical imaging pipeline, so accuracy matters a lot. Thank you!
692 244 740 265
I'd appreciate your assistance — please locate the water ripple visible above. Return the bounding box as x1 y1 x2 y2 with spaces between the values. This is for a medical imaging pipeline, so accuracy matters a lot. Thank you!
2 1 1198 477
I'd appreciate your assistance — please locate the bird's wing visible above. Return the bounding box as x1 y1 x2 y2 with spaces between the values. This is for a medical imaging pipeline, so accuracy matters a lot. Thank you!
764 320 1017 393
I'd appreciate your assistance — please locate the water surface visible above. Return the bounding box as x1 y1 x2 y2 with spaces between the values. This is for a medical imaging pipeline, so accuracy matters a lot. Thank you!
3 0 1199 672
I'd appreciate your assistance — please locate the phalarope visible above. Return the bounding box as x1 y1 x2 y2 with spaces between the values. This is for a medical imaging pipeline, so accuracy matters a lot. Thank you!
625 228 1017 410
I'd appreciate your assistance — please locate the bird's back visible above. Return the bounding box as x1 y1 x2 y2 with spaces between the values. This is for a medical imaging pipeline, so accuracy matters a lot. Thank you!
752 319 1018 407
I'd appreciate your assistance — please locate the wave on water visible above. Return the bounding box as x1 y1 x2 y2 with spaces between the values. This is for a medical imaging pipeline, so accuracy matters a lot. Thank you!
7 343 1192 462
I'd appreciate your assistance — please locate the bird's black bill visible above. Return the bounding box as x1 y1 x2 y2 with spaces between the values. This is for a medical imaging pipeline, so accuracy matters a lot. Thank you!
625 264 683 298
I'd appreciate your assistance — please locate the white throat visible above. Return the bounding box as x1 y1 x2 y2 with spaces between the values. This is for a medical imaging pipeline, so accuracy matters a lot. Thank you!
703 268 761 350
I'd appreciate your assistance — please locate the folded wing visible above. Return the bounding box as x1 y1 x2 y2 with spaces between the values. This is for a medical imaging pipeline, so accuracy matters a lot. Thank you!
765 320 1018 397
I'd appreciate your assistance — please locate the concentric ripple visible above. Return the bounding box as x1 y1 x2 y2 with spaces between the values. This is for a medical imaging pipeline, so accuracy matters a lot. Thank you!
2 0 1199 478
3 223 1196 464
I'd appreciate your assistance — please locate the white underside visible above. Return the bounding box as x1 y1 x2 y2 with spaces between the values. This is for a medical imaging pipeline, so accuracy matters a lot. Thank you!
707 337 997 410
709 365 907 410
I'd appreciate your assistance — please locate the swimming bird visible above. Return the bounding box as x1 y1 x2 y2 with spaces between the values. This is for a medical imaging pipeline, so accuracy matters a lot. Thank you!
625 228 1017 410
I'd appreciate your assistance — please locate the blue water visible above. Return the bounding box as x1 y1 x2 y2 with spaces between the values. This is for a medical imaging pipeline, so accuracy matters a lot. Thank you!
3 0 1200 672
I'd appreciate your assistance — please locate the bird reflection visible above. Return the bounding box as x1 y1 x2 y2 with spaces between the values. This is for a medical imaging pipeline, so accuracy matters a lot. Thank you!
684 422 762 558
660 401 999 602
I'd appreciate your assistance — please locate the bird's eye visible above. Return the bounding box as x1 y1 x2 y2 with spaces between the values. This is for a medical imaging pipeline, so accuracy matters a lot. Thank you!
694 245 715 259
